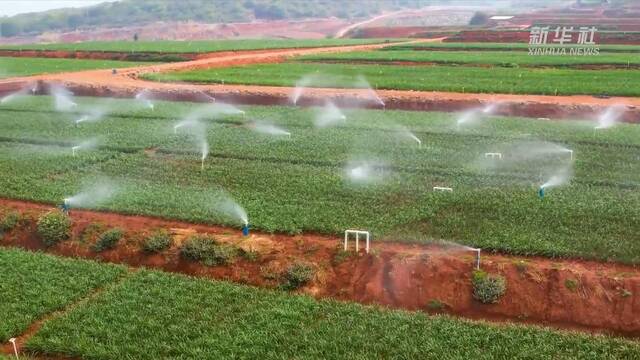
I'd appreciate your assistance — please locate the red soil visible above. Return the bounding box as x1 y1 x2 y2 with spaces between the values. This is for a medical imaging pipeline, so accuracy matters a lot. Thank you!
1 198 640 339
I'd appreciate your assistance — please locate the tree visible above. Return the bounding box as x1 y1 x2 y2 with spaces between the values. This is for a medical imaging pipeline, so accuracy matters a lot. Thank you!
0 21 20 37
469 11 489 26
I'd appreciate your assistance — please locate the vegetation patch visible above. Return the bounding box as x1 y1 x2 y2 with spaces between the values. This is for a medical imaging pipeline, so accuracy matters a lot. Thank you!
472 270 507 304
141 229 173 253
0 247 124 342
0 210 20 232
92 228 124 252
24 269 640 359
565 278 579 292
37 210 71 247
180 235 239 266
280 262 315 291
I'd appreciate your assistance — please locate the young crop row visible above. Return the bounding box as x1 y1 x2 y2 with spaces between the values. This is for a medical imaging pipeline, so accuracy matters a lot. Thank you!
0 38 395 54
0 98 639 263
299 49 640 68
1 248 635 359
0 57 150 79
144 62 640 97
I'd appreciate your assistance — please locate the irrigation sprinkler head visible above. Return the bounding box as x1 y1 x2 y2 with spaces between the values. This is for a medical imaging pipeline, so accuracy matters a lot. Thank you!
484 152 502 160
538 187 545 199
71 146 80 156
242 224 250 237
567 149 574 161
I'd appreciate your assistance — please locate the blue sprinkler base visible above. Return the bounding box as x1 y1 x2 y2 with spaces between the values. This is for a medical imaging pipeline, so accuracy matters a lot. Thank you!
538 187 545 199
242 225 250 237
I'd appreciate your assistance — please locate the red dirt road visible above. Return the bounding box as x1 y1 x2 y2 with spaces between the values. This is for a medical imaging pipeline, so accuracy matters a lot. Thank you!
1 38 639 122
1 198 640 339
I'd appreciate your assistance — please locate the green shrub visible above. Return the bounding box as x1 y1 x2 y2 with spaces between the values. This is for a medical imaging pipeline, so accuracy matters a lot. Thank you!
180 235 238 266
0 211 20 232
427 299 446 311
565 278 578 292
142 230 173 253
472 270 506 304
37 210 71 246
281 262 315 291
93 228 123 252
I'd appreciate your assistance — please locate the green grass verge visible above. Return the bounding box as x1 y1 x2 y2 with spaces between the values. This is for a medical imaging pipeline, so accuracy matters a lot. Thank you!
0 39 398 54
300 49 640 67
0 57 150 79
143 62 640 97
0 247 126 342
0 97 639 263
26 268 640 359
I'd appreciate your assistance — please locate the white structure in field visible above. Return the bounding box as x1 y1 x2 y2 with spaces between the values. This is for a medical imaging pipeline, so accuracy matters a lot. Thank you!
433 186 453 192
484 152 503 159
344 230 370 253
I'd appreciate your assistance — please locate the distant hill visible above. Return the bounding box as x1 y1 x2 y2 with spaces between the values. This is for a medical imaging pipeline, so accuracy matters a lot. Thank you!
0 0 438 38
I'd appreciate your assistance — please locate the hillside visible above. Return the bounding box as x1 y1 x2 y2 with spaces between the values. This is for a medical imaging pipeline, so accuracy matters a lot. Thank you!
0 0 437 38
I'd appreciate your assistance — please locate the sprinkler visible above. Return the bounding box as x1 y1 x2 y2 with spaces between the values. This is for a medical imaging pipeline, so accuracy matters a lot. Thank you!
484 152 502 160
72 146 80 157
538 187 545 199
59 198 70 215
242 223 250 236
9 337 18 359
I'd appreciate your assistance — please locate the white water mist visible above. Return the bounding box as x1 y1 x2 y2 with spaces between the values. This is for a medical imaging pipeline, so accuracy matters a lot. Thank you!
314 101 346 128
64 179 119 208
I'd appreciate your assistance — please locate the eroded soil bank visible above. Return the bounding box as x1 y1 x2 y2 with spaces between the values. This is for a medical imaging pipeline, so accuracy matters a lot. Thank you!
1 198 639 338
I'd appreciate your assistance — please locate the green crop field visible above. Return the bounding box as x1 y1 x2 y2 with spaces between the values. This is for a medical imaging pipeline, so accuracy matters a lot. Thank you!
0 96 639 263
0 57 149 79
144 61 640 97
2 253 630 359
0 247 125 342
387 42 640 52
300 49 640 67
0 39 398 54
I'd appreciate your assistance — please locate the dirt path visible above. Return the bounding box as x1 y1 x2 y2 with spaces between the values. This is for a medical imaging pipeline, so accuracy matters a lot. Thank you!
1 197 640 339
1 38 638 122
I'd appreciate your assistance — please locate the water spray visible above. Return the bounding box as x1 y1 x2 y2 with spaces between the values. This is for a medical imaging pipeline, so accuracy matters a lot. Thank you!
8 338 18 360
251 122 291 138
314 101 347 128
135 90 155 110
595 104 625 131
